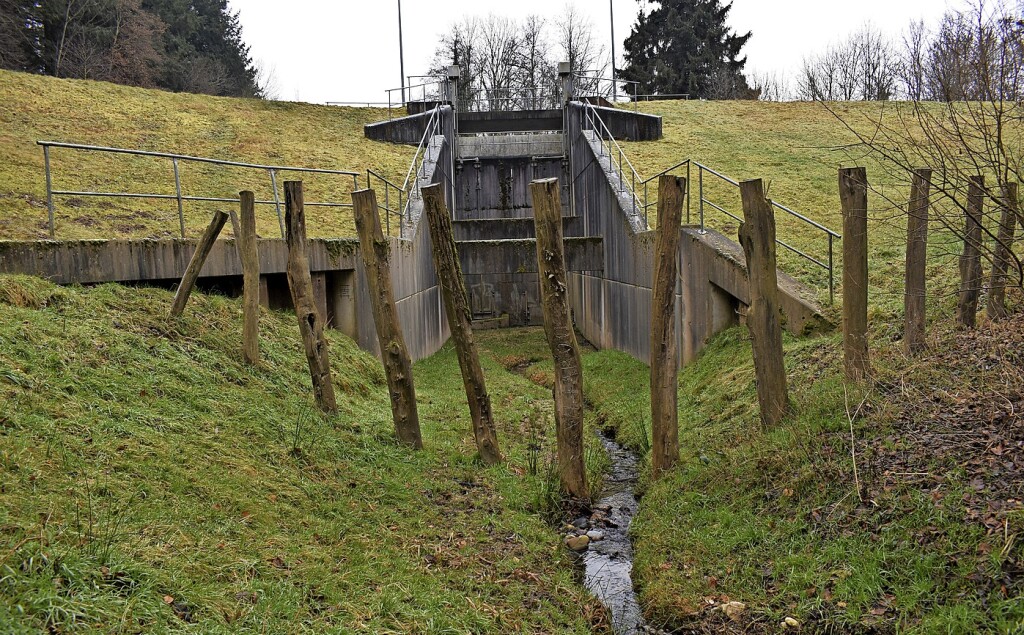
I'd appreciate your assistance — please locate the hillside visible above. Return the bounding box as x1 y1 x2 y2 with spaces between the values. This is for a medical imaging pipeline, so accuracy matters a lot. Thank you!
0 71 409 241
0 276 604 633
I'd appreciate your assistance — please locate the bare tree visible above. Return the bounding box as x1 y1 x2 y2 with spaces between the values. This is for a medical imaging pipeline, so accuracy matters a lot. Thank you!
516 15 556 108
900 19 929 100
820 0 1024 307
746 69 790 101
478 14 520 109
798 24 899 101
556 3 606 95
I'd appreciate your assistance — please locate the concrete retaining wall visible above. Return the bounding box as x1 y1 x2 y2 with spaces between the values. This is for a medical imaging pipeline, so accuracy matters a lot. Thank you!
565 101 821 365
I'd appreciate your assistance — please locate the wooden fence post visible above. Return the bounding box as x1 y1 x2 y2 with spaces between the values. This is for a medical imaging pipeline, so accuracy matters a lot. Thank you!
531 177 588 499
987 182 1018 320
284 181 338 414
650 175 686 477
738 178 789 427
957 176 985 328
239 191 261 365
904 169 931 355
170 210 228 317
839 167 870 381
352 188 423 449
421 183 502 465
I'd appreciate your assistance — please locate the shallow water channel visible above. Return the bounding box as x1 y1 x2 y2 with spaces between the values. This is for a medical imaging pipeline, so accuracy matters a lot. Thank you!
582 431 646 634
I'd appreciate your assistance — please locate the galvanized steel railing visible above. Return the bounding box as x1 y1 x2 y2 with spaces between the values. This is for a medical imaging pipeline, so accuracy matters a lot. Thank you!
578 103 840 303
38 141 361 239
580 102 645 218
641 158 841 304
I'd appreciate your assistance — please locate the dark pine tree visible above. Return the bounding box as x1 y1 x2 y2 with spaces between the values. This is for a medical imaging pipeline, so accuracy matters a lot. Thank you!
620 0 754 99
143 0 259 97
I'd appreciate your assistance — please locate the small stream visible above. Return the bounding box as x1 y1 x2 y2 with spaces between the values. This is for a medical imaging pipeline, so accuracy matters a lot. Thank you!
578 431 646 634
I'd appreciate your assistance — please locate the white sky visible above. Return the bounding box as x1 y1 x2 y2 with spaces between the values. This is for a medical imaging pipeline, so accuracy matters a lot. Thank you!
230 0 956 104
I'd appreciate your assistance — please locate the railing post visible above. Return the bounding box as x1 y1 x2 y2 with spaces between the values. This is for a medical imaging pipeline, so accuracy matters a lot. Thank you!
172 158 185 238
686 161 692 224
385 181 391 236
698 166 705 232
269 169 285 238
43 145 55 238
828 233 835 305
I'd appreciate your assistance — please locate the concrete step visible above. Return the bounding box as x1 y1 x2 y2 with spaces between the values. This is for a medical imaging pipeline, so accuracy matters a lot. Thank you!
453 216 583 241
456 237 603 275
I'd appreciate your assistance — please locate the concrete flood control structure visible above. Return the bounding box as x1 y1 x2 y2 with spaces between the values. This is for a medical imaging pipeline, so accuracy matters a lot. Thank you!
1 98 826 367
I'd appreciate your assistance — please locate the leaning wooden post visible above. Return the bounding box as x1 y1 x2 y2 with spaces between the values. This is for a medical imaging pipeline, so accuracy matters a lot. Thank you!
421 184 502 465
239 191 261 365
839 167 870 382
531 177 588 499
904 169 931 355
352 188 423 449
169 210 228 317
284 181 338 414
738 179 789 427
987 182 1018 320
957 176 985 328
650 175 686 477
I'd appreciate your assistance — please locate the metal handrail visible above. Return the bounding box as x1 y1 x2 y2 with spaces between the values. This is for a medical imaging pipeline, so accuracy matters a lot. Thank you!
574 108 840 303
580 102 645 218
691 161 840 303
38 140 361 239
572 72 640 111
366 169 405 238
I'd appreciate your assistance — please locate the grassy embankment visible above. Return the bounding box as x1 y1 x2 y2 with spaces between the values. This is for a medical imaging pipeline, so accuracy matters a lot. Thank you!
0 70 409 241
0 275 610 633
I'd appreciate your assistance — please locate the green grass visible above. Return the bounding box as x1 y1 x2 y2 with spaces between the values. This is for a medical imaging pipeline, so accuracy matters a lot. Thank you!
0 275 607 633
0 70 409 241
577 324 1024 634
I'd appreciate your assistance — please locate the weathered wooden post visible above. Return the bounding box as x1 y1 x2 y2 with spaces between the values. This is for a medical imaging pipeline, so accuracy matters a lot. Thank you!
957 176 985 328
239 191 261 365
284 181 338 414
839 167 870 382
650 175 686 477
352 188 423 449
904 169 931 355
987 182 1018 320
530 177 588 499
169 210 228 317
738 178 789 427
421 184 502 465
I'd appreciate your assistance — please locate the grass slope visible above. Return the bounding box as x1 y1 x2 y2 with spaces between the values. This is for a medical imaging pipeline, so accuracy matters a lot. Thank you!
0 71 409 240
0 276 605 634
582 323 1023 634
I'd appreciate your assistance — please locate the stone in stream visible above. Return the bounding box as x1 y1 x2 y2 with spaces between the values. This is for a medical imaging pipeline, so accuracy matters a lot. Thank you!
571 517 590 529
565 534 590 551
586 530 605 541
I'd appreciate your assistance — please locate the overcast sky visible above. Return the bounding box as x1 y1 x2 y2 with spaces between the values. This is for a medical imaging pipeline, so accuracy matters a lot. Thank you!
230 0 956 104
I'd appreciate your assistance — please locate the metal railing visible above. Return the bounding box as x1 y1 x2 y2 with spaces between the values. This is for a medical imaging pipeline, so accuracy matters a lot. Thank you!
459 85 563 112
39 141 361 239
577 104 840 302
572 72 640 111
366 169 405 238
580 102 645 217
640 157 839 303
691 162 841 303
384 80 445 119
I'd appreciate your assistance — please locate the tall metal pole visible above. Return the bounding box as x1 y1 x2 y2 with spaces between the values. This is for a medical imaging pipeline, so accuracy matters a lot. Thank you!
398 0 406 104
610 0 617 102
